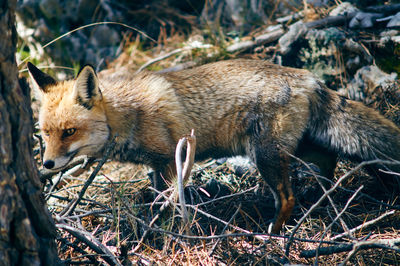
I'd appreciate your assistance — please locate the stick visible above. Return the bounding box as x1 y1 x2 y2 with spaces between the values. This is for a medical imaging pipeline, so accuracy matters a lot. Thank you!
314 185 363 263
57 222 121 266
209 203 242 256
331 210 397 240
226 28 284 53
301 237 400 259
286 152 351 235
61 136 117 216
40 156 94 181
284 159 399 257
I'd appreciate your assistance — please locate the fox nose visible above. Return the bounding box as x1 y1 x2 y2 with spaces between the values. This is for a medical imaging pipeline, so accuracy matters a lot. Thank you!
43 160 55 169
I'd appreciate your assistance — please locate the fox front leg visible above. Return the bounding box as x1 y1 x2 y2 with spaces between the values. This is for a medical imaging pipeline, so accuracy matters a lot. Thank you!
152 161 177 192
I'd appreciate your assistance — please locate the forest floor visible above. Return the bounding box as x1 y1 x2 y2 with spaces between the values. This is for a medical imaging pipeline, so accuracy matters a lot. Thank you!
27 2 400 265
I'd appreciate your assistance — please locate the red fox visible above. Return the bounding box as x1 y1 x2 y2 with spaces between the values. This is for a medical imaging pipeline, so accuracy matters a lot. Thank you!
27 59 400 233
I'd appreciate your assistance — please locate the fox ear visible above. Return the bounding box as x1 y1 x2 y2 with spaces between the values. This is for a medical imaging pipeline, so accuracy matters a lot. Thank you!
27 62 56 93
73 65 102 109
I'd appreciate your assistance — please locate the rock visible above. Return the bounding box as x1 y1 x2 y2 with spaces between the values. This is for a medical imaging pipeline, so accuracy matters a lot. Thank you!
347 65 397 101
279 20 308 55
299 27 346 79
387 11 400 27
349 12 383 28
329 2 359 16
379 30 400 44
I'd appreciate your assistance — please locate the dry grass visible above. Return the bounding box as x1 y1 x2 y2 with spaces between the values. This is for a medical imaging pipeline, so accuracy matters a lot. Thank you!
32 24 400 265
43 152 400 265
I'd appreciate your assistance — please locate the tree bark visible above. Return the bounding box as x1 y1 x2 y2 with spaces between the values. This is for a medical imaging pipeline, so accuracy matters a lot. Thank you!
0 0 59 265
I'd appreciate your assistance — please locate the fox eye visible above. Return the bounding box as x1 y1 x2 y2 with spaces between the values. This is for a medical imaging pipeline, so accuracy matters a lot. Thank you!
63 128 76 138
42 130 50 137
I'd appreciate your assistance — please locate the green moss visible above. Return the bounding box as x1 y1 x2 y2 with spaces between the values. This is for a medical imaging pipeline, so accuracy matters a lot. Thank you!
375 43 400 75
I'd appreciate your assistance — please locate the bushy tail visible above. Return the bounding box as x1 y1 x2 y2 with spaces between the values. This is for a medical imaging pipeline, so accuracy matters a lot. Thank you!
308 88 400 171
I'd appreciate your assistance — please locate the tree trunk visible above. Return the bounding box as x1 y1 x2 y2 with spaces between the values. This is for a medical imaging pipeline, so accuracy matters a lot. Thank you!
0 0 59 265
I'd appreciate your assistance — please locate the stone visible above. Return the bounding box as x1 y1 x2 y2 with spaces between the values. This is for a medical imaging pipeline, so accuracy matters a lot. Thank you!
329 2 359 16
347 65 397 101
279 21 308 55
387 12 400 27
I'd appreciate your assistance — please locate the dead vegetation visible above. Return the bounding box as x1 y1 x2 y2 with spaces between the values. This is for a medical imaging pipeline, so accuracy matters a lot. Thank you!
24 1 400 265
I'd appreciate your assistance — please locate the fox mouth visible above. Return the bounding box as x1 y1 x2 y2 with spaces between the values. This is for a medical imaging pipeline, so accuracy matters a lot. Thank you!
44 152 78 172
44 143 103 172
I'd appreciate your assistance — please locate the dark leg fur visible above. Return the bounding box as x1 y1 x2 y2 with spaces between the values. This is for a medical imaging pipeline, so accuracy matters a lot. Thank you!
250 137 295 234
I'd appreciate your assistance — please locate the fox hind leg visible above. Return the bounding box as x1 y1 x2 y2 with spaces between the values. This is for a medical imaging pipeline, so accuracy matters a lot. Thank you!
249 135 295 234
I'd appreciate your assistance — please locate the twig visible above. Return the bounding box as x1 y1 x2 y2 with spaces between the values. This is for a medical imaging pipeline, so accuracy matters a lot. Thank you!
227 28 284 53
209 203 242 256
133 130 197 251
40 156 94 181
142 227 341 245
331 210 397 240
194 185 258 207
61 136 117 216
285 159 399 257
56 222 121 266
314 185 363 264
44 171 65 201
57 237 98 265
19 21 156 67
301 237 400 259
339 238 400 265
286 152 351 236
136 48 185 73
44 156 95 200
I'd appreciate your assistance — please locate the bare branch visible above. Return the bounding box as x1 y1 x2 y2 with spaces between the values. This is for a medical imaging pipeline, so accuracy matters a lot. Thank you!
61 135 117 216
332 210 397 241
285 159 399 257
56 221 121 266
314 185 364 262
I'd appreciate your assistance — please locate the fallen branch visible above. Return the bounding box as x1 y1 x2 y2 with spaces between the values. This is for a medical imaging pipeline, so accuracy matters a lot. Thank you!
331 210 397 241
301 238 400 259
57 222 121 266
227 28 284 53
228 3 400 55
143 226 341 245
339 238 400 265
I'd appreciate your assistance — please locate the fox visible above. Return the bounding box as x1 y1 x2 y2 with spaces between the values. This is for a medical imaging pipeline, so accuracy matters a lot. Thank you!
27 59 400 233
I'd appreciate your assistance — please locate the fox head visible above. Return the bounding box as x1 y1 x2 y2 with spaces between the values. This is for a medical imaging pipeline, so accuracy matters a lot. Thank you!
28 63 110 171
